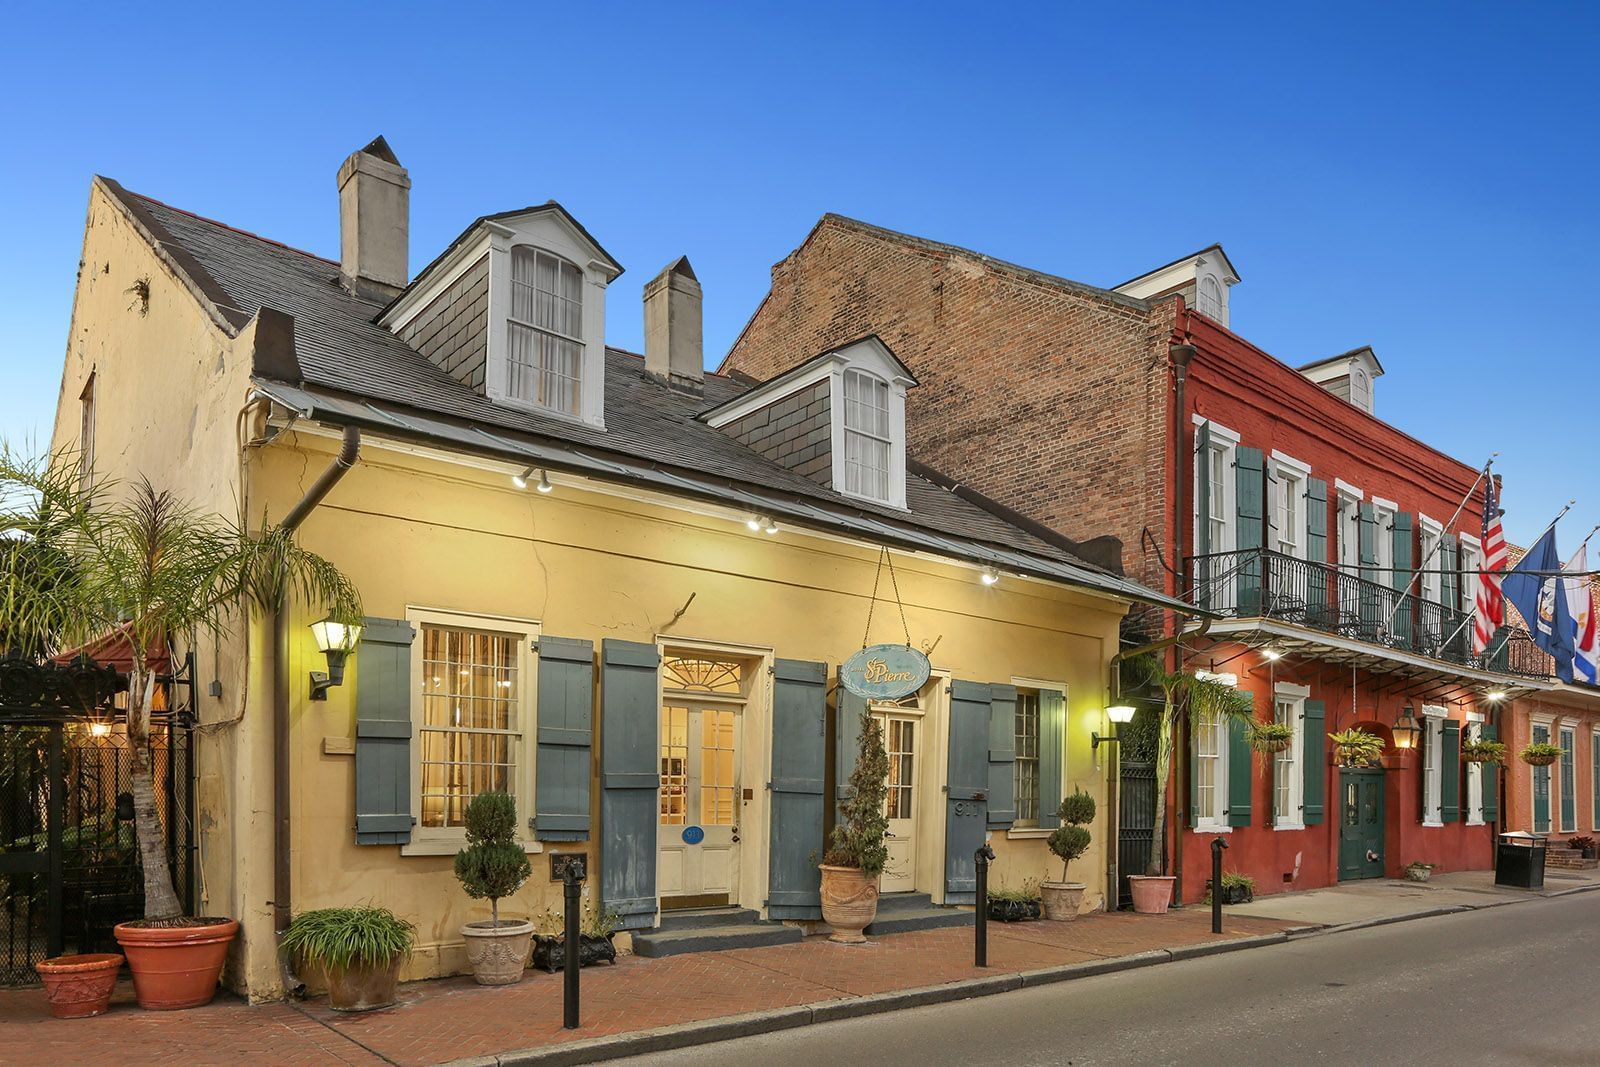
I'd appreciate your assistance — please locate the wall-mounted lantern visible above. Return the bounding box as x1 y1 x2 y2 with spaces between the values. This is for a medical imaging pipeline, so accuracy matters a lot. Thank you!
1093 703 1138 750
309 617 363 701
1392 705 1422 750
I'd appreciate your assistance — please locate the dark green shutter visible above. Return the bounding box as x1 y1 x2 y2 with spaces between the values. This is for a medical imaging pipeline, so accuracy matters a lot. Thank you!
1306 477 1329 623
987 684 1018 829
534 636 594 841
834 684 867 824
1226 696 1253 828
1392 512 1415 644
1442 720 1461 823
1359 503 1379 635
1482 722 1498 823
1038 689 1065 830
599 639 660 932
1195 421 1213 609
768 659 826 921
354 616 416 844
1303 699 1325 825
1236 447 1266 615
1440 535 1459 611
945 680 990 903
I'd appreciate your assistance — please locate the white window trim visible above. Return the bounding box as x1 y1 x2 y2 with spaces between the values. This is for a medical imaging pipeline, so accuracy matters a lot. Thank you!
401 606 543 857
1336 482 1363 571
1459 532 1482 615
1465 711 1486 826
1269 453 1311 561
1008 678 1066 839
1419 515 1444 605
1273 683 1309 830
1421 705 1446 827
1192 415 1239 561
836 367 903 509
1560 725 1578 833
1193 678 1234 832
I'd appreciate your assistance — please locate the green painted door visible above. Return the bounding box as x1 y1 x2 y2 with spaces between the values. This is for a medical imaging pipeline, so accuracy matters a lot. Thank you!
1338 769 1386 880
1533 724 1552 833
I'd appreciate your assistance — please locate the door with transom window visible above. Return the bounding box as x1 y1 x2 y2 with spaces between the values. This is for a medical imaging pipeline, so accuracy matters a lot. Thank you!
875 710 920 894
656 654 750 907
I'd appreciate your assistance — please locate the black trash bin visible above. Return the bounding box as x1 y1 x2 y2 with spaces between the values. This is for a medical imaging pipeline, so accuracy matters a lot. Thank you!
1494 832 1547 890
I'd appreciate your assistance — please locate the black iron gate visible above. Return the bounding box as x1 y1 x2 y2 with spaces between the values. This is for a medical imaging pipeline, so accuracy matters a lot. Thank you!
0 657 195 985
1117 761 1157 909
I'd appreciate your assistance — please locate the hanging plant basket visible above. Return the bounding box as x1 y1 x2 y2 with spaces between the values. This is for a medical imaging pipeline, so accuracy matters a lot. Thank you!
1521 744 1561 767
1247 723 1294 755
1461 740 1507 765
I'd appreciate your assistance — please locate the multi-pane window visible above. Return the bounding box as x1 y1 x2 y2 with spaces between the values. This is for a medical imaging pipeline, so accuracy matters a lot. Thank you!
884 718 915 820
1194 707 1224 826
1273 692 1303 827
418 624 522 830
508 247 584 416
1560 726 1577 833
1274 471 1303 557
1465 721 1485 824
1421 713 1444 824
659 705 689 825
1206 445 1228 552
842 370 892 502
79 374 95 491
1337 493 1361 571
700 708 737 825
1420 522 1443 604
1013 689 1041 825
1198 275 1224 321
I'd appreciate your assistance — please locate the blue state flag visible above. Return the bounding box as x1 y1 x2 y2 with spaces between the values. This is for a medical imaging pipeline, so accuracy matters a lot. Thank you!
1501 527 1577 683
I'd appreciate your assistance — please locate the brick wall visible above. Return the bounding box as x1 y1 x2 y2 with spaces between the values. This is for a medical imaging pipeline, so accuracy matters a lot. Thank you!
398 254 489 390
720 378 832 486
723 217 1175 591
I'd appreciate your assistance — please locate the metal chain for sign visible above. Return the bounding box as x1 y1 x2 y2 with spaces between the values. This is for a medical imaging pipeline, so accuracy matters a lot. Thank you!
861 546 913 649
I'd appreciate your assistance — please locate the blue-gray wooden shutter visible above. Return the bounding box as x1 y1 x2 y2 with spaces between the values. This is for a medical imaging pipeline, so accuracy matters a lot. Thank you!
1482 722 1498 822
1236 446 1266 615
1302 698 1325 825
599 639 660 931
1226 693 1253 828
355 616 416 844
1359 503 1379 635
1305 477 1329 624
1391 512 1415 644
1195 421 1212 609
768 659 827 920
834 683 867 824
1037 688 1066 830
945 680 991 904
1442 719 1461 823
534 636 594 842
987 684 1018 829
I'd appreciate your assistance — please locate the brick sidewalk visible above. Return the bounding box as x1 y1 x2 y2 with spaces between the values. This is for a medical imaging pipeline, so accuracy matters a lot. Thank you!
0 909 1294 1066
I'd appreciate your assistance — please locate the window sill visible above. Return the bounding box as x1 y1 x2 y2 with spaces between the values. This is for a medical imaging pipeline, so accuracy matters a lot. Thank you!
1421 820 1444 829
402 838 545 858
1273 822 1306 832
1007 827 1052 840
1466 819 1486 827
1194 823 1232 834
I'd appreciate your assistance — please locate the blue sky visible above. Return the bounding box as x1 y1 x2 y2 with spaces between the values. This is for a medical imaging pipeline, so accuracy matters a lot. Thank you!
1 3 1594 546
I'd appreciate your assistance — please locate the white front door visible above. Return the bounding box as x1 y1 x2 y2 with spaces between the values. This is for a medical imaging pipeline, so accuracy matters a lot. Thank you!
657 701 741 903
877 712 919 894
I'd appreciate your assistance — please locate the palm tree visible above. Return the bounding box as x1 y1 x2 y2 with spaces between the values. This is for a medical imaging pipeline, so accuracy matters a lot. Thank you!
0 447 359 919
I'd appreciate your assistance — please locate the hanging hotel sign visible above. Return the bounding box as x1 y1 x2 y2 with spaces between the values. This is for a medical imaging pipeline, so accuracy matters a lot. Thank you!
841 644 931 702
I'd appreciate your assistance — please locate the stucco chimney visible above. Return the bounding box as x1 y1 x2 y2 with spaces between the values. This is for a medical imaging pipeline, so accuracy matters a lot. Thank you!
644 256 703 392
337 136 410 297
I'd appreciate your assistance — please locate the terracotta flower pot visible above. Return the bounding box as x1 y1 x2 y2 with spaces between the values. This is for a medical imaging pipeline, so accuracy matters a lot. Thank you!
326 956 403 1012
461 919 533 985
819 864 880 943
1040 881 1086 922
35 953 124 1019
114 918 238 1010
1128 875 1175 915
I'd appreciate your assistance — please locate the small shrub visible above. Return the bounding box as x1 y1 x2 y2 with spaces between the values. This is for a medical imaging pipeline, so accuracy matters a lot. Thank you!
1048 788 1096 883
823 710 890 875
454 792 532 926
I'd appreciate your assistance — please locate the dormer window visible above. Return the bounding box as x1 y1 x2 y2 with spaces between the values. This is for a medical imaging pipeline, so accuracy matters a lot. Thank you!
508 247 584 416
842 369 892 502
1198 275 1224 322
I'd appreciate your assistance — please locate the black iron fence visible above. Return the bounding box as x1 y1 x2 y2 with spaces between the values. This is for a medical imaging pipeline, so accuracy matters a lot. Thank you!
1190 548 1552 680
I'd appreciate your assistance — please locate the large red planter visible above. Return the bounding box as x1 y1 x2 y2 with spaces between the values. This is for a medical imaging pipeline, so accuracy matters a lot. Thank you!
114 918 238 1010
35 953 124 1019
1128 875 1176 915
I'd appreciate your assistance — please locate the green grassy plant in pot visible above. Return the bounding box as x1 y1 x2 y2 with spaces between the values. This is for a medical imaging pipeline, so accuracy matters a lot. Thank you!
455 792 534 984
820 709 889 944
1041 789 1094 921
282 907 415 1011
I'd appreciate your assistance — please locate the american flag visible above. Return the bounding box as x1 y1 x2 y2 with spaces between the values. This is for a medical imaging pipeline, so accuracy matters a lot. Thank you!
1472 476 1508 654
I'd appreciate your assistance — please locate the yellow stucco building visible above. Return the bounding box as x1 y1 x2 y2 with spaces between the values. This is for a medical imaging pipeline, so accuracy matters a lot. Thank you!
49 140 1186 999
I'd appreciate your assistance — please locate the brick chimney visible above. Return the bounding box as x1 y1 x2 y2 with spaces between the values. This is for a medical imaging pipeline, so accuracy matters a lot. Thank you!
337 136 410 297
644 256 703 392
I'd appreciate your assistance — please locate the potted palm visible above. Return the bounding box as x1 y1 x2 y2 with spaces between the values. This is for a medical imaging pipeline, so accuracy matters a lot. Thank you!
281 906 414 1011
1330 728 1386 769
1041 789 1094 921
455 791 534 984
1130 660 1254 914
820 707 889 944
0 452 359 1010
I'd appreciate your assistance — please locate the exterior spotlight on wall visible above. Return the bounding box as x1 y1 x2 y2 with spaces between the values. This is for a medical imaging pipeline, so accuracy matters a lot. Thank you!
309 617 363 701
747 517 762 531
536 469 553 494
1262 648 1282 661
764 518 779 535
981 568 1000 586
512 466 534 490
1486 690 1507 702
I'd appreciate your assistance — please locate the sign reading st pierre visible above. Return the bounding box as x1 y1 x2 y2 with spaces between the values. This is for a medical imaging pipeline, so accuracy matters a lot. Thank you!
840 643 931 702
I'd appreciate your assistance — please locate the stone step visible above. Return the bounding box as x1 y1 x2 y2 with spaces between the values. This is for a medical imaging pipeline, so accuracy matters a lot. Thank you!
632 922 803 958
873 892 935 913
865 901 972 936
655 906 761 931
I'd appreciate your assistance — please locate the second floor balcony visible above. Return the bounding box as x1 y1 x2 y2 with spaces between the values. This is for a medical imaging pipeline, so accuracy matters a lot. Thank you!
1188 548 1553 682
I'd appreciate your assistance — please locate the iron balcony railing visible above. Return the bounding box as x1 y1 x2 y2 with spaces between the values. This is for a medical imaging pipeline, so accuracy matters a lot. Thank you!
1189 548 1553 681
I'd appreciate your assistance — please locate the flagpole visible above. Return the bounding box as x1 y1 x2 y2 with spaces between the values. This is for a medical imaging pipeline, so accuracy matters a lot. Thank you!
1381 456 1496 635
1442 498 1576 653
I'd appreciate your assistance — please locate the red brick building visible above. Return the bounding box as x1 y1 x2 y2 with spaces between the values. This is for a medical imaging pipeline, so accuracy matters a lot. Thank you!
725 216 1559 903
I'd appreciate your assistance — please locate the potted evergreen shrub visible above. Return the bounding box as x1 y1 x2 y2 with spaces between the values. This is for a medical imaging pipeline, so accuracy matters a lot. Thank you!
281 906 415 1012
454 792 534 985
1041 788 1095 921
1520 742 1561 767
820 708 889 944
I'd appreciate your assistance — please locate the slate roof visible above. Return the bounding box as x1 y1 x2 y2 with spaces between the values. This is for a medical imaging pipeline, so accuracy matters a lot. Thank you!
96 177 1194 611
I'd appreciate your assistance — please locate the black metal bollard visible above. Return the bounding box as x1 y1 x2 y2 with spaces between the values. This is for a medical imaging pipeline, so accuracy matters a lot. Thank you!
1211 836 1228 934
562 865 581 1029
974 843 996 967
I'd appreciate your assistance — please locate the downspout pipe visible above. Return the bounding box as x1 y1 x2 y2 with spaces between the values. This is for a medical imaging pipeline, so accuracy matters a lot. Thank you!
272 425 360 975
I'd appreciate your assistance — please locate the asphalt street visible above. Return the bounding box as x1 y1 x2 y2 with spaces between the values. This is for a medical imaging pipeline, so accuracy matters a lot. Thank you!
617 891 1600 1066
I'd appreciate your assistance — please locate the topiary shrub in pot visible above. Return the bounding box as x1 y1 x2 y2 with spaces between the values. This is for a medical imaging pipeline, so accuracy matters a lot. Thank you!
454 792 534 985
820 708 889 944
282 906 415 1012
1041 789 1095 921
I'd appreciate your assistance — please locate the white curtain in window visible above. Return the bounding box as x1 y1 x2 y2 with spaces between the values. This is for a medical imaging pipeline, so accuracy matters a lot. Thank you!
843 370 891 501
509 248 583 415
